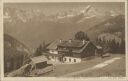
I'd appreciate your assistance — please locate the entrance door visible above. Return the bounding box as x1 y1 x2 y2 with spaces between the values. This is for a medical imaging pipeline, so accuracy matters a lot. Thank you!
58 57 63 62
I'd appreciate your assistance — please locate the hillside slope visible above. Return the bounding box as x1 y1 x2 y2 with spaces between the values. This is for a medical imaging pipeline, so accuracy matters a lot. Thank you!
4 33 31 64
87 15 125 41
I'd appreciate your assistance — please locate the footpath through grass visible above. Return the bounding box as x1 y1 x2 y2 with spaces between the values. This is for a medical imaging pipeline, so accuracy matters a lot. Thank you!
73 56 125 77
41 54 125 77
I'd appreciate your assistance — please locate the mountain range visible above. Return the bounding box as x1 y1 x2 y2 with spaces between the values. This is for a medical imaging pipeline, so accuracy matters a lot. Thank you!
4 3 125 52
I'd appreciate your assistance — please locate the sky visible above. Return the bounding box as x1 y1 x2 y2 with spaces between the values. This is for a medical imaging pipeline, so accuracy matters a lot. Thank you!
4 0 125 3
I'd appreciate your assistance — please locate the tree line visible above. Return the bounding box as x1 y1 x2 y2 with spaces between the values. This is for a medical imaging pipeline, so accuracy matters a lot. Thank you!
34 31 125 57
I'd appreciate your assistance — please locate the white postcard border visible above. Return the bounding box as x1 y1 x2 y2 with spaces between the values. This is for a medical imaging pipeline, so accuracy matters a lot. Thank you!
1 0 128 81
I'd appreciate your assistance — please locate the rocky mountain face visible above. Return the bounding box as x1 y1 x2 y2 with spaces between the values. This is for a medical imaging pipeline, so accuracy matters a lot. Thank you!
4 34 31 64
4 3 125 50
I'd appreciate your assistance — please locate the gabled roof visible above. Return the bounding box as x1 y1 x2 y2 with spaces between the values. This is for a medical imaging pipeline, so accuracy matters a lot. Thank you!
58 40 88 48
47 40 59 50
47 39 97 54
58 41 97 53
72 41 90 53
30 55 47 64
43 52 64 57
47 40 88 50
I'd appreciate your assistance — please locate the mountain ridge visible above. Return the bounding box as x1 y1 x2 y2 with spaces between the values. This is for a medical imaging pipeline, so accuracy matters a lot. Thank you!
4 3 125 50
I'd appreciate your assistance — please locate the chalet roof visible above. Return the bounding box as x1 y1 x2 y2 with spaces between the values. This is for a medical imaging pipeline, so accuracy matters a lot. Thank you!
47 40 97 54
30 55 48 64
47 40 59 50
58 41 97 53
72 41 90 53
58 40 88 48
43 52 64 57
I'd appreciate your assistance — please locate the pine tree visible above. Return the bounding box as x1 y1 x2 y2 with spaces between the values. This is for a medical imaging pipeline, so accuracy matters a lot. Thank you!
74 31 90 41
34 44 43 57
42 41 47 53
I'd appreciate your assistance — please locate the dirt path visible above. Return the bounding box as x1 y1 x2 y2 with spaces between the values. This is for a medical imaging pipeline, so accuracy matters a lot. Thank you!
61 57 121 77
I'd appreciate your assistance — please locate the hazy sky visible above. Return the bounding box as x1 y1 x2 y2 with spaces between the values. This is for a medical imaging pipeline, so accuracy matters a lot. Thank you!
4 0 125 3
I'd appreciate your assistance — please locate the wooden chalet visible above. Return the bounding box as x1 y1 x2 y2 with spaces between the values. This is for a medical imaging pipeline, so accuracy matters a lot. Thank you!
46 39 98 64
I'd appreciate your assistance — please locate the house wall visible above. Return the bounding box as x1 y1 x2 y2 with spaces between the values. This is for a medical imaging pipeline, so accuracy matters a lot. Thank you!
48 56 60 62
95 49 103 56
49 50 58 54
81 42 96 58
63 56 81 63
47 41 97 64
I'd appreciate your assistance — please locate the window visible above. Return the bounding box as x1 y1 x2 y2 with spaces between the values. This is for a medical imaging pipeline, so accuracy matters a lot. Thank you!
63 48 66 50
74 59 76 62
52 56 54 59
69 58 71 62
64 58 66 61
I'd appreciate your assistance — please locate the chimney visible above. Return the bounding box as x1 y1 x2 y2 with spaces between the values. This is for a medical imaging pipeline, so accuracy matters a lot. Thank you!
59 39 62 43
69 39 72 43
82 40 85 44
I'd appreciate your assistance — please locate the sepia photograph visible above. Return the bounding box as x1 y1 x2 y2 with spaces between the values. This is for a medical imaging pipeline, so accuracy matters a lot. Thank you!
3 1 126 78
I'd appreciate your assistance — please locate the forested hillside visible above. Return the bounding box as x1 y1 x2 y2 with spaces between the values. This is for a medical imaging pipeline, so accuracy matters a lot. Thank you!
87 15 125 53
